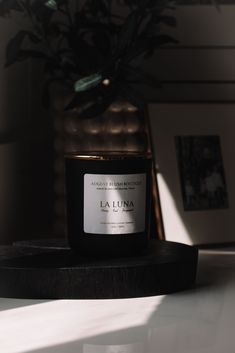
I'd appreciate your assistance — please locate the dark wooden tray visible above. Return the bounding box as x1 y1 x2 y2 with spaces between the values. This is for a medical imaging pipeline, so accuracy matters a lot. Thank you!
0 240 198 299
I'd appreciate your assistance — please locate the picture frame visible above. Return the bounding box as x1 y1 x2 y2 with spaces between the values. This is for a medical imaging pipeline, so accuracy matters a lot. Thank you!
148 103 235 245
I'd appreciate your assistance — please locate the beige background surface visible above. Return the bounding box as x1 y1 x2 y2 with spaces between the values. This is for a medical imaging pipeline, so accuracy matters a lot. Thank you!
149 103 235 245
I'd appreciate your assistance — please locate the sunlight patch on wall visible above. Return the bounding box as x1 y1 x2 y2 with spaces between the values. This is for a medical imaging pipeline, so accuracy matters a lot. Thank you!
157 174 192 245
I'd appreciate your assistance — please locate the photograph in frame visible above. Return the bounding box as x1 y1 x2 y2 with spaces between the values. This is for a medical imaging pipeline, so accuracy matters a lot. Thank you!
175 135 229 212
148 103 235 245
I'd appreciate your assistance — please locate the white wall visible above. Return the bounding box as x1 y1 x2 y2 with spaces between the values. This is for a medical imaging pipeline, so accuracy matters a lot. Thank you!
147 5 235 244
144 5 235 102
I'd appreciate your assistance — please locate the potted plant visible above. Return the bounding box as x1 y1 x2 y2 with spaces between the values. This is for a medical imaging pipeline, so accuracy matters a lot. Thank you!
1 0 177 114
1 0 177 254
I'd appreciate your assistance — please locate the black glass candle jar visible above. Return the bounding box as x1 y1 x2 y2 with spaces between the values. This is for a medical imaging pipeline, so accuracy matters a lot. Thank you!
65 153 152 257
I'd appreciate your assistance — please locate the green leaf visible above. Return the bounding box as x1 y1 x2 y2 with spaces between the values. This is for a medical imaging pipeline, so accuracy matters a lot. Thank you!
65 82 118 117
45 0 58 10
74 73 103 93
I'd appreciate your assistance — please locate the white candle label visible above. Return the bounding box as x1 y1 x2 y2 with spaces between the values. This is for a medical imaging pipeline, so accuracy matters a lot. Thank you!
84 173 146 234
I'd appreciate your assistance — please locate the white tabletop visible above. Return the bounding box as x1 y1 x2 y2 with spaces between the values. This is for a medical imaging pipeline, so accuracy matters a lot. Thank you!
1 249 235 353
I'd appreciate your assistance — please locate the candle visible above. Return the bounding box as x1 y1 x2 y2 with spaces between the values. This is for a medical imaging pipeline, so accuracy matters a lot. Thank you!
65 153 152 257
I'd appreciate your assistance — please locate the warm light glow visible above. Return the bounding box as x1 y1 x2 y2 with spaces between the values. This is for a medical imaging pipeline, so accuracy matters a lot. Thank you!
127 105 138 112
102 78 110 86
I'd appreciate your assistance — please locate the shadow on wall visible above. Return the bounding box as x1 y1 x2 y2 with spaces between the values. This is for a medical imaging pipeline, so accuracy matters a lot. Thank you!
0 20 54 245
143 6 235 102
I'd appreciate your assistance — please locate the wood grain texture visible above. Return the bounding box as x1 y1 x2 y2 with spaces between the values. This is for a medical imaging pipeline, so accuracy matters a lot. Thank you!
0 240 198 299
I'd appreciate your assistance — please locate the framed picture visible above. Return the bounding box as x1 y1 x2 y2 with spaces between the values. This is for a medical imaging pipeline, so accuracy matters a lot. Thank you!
148 103 235 245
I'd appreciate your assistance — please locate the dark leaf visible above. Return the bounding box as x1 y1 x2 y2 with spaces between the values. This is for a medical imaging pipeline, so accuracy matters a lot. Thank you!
31 0 61 26
44 58 66 76
65 83 117 118
122 65 161 88
78 96 114 119
5 31 34 67
138 0 157 11
27 32 42 43
124 0 158 11
65 33 104 74
115 10 139 58
1 0 178 113
123 33 178 64
152 34 178 46
45 22 66 37
18 49 48 60
0 0 22 16
42 77 70 107
119 84 146 111
157 15 177 27
91 28 112 55
84 0 110 16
